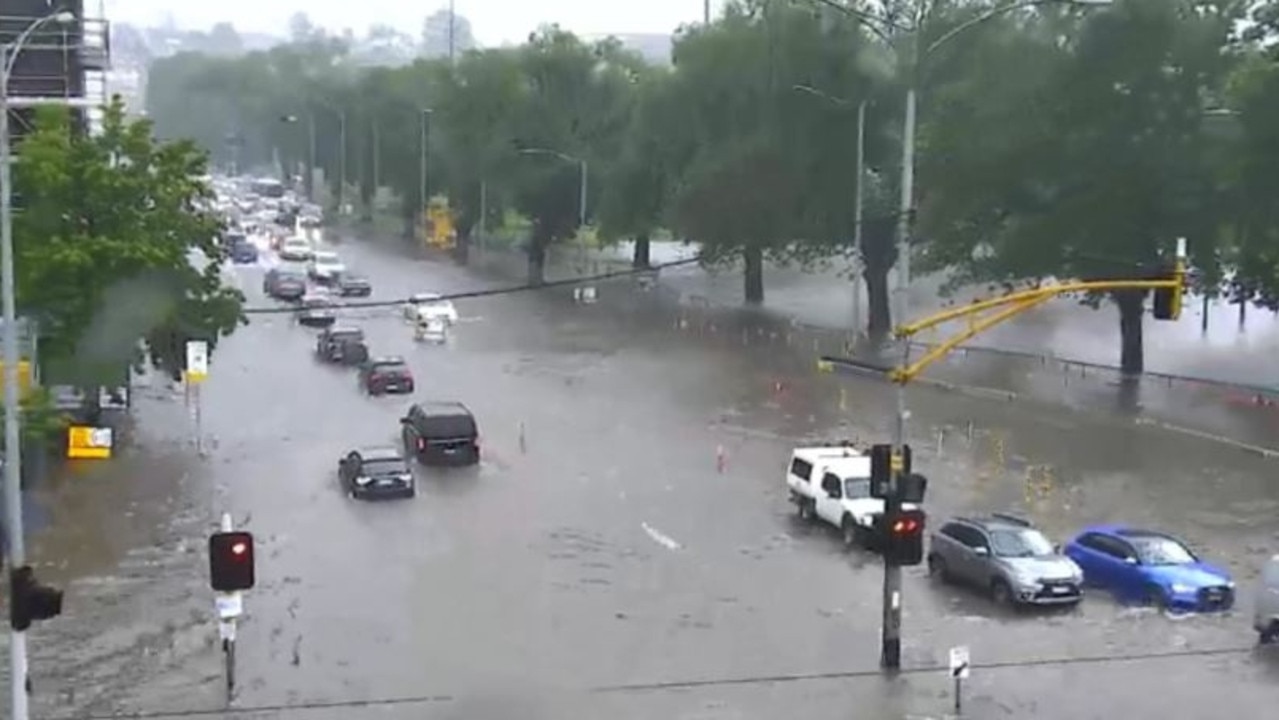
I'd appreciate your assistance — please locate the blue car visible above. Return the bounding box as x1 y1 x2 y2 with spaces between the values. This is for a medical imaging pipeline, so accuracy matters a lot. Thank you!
1063 525 1234 612
230 240 259 264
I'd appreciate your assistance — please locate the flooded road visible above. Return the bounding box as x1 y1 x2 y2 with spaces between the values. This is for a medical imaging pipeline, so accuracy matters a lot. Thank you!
8 234 1279 720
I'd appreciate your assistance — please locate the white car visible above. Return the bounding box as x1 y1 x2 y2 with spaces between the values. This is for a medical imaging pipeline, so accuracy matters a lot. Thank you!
403 293 458 324
308 251 346 283
279 236 313 261
786 445 917 548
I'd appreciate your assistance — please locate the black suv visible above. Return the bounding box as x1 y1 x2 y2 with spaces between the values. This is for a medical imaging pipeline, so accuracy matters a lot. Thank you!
316 326 367 364
400 401 480 466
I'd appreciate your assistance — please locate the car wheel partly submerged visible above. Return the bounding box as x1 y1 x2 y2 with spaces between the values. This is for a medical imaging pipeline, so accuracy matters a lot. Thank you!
928 554 949 583
991 579 1015 607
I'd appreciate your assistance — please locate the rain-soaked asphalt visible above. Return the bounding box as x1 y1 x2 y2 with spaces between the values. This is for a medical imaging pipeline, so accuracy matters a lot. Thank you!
7 233 1279 720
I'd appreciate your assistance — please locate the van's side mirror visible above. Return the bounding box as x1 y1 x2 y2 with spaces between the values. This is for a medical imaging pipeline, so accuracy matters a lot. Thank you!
399 417 411 424
1124 556 1138 565
974 546 990 556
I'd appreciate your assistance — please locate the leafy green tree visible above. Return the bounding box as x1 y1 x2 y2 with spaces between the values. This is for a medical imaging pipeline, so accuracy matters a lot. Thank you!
15 101 245 383
663 0 877 303
917 0 1241 375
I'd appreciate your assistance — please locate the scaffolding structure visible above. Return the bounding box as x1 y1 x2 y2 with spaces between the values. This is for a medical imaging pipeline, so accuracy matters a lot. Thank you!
2 0 111 138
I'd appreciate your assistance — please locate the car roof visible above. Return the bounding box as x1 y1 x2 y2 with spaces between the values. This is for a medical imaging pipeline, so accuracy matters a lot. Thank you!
951 514 1038 532
314 251 339 259
411 292 443 300
371 356 407 364
326 326 362 335
414 400 471 415
355 446 404 461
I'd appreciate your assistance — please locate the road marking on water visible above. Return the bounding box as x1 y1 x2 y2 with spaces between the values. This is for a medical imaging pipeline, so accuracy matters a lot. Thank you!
642 522 682 551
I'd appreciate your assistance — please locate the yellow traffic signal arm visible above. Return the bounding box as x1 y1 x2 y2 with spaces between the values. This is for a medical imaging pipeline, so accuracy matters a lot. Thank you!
889 294 1052 383
895 278 1180 339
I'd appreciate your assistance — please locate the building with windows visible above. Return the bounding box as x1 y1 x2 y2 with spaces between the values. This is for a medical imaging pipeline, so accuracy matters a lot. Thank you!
2 0 110 139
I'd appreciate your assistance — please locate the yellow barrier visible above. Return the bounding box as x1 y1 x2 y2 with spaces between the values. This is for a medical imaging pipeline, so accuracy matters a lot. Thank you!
67 425 113 459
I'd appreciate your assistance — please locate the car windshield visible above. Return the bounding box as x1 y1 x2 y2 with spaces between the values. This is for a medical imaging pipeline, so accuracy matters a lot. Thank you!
362 457 407 474
844 478 870 499
373 362 408 374
989 528 1055 558
303 297 332 308
1127 535 1196 565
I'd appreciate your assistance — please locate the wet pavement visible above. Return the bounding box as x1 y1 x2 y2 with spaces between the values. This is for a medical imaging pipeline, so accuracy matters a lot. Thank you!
4 233 1279 719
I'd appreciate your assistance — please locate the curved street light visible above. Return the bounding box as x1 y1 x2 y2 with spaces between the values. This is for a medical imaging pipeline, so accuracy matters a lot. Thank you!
1 11 78 720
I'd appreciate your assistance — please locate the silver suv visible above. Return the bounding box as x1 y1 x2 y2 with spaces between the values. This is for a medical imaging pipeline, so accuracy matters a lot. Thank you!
927 514 1084 607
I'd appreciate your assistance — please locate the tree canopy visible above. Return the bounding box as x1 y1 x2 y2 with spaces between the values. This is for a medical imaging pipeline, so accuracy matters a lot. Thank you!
15 101 246 384
144 0 1279 374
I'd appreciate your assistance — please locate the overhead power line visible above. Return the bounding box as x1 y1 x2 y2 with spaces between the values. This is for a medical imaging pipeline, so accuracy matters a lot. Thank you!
241 255 703 314
59 643 1256 719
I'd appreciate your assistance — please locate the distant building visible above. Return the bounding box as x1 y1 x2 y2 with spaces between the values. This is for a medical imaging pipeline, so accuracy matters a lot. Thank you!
1 0 111 139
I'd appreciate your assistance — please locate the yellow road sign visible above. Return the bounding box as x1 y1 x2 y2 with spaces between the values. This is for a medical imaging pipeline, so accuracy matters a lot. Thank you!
67 425 113 459
0 360 34 398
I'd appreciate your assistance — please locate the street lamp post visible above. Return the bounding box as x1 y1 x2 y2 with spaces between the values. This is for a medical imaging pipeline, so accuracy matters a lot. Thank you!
419 108 432 233
1 12 77 718
517 147 588 231
814 0 1113 672
793 84 868 338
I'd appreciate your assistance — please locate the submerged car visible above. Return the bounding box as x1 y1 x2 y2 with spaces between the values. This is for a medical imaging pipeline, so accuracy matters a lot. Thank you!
358 357 415 395
928 514 1083 607
315 326 367 364
1063 525 1234 612
403 292 458 324
264 268 307 301
308 250 346 284
296 293 337 328
338 446 415 499
230 239 259 264
336 272 372 297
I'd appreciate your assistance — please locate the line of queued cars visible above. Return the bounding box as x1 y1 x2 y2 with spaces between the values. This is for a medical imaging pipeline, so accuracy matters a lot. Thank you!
256 234 482 502
782 445 1279 642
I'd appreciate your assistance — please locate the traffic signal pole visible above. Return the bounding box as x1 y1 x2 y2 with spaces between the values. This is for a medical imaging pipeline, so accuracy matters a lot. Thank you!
822 238 1188 674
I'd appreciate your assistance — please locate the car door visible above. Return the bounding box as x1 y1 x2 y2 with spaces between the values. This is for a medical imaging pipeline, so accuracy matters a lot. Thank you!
815 471 844 526
1101 537 1144 598
950 525 991 586
1071 534 1129 589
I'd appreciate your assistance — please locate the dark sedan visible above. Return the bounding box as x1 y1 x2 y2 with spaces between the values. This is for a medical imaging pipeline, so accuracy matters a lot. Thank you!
336 272 372 297
359 357 415 395
264 268 307 301
338 447 415 499
315 326 367 364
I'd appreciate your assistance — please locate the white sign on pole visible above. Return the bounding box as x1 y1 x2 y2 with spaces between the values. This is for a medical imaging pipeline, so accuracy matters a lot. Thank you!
949 645 970 679
185 340 209 383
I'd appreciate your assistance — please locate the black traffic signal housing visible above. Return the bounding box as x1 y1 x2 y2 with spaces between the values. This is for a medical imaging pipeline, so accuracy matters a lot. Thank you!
883 509 926 566
208 531 256 592
1151 264 1183 321
869 443 911 499
10 566 63 631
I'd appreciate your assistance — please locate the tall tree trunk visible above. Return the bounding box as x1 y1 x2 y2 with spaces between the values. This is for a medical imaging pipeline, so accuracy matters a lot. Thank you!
865 266 891 340
1115 290 1145 377
632 233 651 269
400 204 415 240
743 245 764 304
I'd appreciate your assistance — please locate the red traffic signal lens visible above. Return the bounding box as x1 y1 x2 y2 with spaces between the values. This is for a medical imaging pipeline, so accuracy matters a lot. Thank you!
230 542 248 557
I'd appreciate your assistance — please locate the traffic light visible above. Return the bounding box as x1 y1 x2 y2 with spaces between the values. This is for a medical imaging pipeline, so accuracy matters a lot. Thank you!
1152 264 1183 321
9 566 63 631
208 531 255 592
869 444 911 499
884 509 926 566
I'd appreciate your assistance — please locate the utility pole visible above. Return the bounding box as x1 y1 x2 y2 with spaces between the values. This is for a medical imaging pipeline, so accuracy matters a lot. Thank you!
371 119 380 191
705 0 711 24
306 113 317 203
448 0 457 63
852 100 866 338
419 108 432 234
577 160 588 231
337 111 347 215
0 44 28 720
2 13 77 719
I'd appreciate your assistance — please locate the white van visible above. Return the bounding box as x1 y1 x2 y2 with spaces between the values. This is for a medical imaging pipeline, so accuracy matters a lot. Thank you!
1255 555 1279 644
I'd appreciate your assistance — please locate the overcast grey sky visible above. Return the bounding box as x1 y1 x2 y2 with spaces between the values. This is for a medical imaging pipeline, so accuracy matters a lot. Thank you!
103 0 720 46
